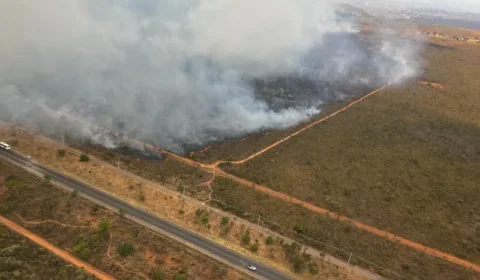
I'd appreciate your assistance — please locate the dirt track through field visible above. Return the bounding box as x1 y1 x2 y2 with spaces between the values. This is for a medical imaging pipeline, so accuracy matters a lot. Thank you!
210 82 392 167
0 215 117 280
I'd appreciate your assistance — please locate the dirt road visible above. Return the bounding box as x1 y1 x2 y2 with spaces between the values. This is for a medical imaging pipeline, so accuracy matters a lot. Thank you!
0 215 117 280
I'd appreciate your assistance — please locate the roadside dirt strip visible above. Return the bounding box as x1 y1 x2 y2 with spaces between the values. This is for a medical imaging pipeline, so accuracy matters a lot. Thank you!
0 215 117 280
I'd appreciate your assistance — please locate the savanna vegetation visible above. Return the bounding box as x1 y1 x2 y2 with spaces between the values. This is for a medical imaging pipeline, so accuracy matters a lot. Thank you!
0 225 96 280
0 160 252 280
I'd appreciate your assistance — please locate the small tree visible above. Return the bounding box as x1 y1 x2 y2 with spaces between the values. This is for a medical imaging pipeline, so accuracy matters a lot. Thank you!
79 154 90 162
57 149 66 157
221 217 229 226
117 243 134 257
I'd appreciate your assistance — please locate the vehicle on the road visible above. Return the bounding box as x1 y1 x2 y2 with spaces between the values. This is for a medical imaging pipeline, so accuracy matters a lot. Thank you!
247 265 257 271
0 142 11 150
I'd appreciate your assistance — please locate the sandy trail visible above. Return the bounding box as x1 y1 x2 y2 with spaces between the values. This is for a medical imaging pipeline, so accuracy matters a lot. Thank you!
0 215 117 280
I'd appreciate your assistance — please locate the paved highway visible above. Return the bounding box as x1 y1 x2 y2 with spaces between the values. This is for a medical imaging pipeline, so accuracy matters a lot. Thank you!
0 149 293 280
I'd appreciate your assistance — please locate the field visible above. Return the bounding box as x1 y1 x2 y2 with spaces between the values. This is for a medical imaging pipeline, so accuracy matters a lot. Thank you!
219 35 480 274
0 126 365 280
0 225 96 280
210 177 478 280
0 160 252 280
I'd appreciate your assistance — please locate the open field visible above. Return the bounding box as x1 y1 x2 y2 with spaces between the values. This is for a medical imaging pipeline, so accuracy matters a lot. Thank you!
0 160 252 280
210 177 478 280
0 225 97 280
0 126 366 280
221 37 480 269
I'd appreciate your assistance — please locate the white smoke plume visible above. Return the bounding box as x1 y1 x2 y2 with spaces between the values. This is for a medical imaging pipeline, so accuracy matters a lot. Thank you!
0 0 421 153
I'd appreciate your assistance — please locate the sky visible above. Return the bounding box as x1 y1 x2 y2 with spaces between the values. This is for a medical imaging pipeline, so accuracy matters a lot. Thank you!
349 0 480 14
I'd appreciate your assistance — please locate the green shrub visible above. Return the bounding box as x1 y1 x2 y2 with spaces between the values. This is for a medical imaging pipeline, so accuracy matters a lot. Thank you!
221 217 229 225
250 242 259 252
308 263 319 275
195 208 204 217
57 149 66 157
294 223 306 234
241 230 251 245
201 215 209 225
117 243 134 257
98 220 110 236
178 209 185 215
73 241 90 260
79 154 90 162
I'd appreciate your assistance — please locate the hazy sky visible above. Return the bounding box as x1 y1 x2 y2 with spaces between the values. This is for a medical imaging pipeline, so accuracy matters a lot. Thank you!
352 0 480 13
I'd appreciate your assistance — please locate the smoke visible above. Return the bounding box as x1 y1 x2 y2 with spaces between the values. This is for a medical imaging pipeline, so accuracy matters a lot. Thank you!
0 0 421 153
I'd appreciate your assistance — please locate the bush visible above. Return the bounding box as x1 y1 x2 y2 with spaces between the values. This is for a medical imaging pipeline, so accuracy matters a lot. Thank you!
195 208 204 217
117 243 134 257
79 154 90 162
294 223 306 234
265 236 274 245
73 241 90 260
57 149 66 157
241 230 251 245
98 220 110 236
150 268 165 280
308 263 319 275
250 242 259 252
178 209 185 215
201 215 209 225
221 217 229 225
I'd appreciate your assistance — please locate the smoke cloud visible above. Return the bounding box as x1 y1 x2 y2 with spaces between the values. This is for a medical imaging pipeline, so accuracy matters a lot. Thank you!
0 0 421 153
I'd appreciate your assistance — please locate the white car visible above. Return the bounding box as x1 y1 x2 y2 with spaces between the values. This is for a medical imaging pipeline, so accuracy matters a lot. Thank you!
247 265 257 271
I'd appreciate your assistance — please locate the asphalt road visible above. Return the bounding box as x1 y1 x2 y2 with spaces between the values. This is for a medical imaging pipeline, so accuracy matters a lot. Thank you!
0 149 293 280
